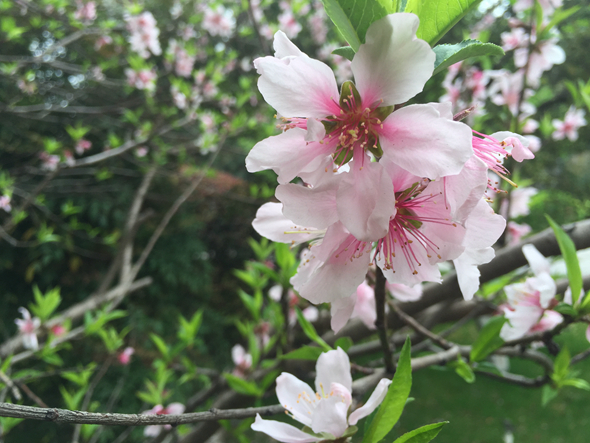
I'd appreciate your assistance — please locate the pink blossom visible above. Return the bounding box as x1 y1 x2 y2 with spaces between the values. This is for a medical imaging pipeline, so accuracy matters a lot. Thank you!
232 344 252 378
63 150 75 167
15 307 41 350
500 245 560 341
278 11 302 39
501 28 528 51
252 348 391 442
248 15 472 241
126 12 162 58
202 5 235 38
118 347 135 365
552 106 587 141
507 221 532 245
501 187 537 219
330 281 377 332
125 69 157 91
0 194 11 212
308 10 328 45
135 147 148 157
489 71 527 116
514 0 562 14
142 403 186 437
75 139 92 155
514 38 565 87
40 152 60 171
74 1 96 22
50 324 66 337
387 282 423 302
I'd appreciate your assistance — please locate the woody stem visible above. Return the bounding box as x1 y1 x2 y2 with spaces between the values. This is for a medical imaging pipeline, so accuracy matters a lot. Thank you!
374 268 395 374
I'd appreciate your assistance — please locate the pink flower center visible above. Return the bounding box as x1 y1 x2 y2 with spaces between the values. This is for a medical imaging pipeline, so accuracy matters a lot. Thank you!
376 182 455 275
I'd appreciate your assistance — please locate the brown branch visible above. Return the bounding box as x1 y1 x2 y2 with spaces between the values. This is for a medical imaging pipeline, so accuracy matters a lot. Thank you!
374 268 395 373
0 403 284 426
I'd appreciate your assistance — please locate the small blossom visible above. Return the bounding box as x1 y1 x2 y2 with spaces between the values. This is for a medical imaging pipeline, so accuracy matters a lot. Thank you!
74 1 96 22
507 221 532 245
552 106 587 141
252 348 391 442
15 307 41 350
232 344 252 377
40 152 60 171
201 5 235 38
50 324 67 337
75 139 92 155
126 12 162 58
0 194 11 212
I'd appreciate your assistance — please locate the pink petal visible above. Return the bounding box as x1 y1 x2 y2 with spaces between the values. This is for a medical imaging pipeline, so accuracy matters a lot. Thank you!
386 283 423 302
379 104 473 180
352 13 435 107
348 378 392 425
276 373 315 427
336 160 395 242
330 294 357 333
500 305 543 341
165 403 185 415
315 348 352 394
351 282 377 329
251 414 321 443
585 325 590 343
276 179 339 230
443 156 488 222
254 55 340 118
246 128 332 184
143 425 162 437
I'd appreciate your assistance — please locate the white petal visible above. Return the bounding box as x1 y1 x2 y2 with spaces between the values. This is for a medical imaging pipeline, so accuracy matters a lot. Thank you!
315 348 352 394
348 378 392 425
252 203 322 246
165 403 185 415
276 373 315 427
352 13 434 107
522 244 551 276
311 396 349 438
273 31 305 58
330 294 357 333
251 414 321 443
454 247 495 301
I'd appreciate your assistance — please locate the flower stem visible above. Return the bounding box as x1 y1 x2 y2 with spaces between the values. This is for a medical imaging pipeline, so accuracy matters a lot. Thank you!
374 268 395 374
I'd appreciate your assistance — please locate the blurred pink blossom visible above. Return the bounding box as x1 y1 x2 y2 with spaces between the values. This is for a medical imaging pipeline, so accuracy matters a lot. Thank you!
501 187 538 219
126 12 162 58
40 152 60 171
50 324 67 337
118 347 135 365
552 106 587 141
278 11 301 39
94 35 112 51
142 403 186 437
15 307 41 350
231 344 252 377
507 221 532 245
0 195 11 212
74 1 96 22
125 69 157 91
202 5 235 38
75 139 92 155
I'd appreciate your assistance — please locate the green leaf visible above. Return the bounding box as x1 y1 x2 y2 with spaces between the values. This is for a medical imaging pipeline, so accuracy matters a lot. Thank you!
546 215 583 306
150 334 170 361
553 302 578 317
561 378 590 391
432 40 504 76
391 422 449 443
223 373 262 397
334 336 354 352
541 385 558 406
280 346 324 361
363 336 412 443
450 357 475 383
469 316 506 362
295 307 332 352
552 346 570 383
332 46 356 61
540 6 580 39
405 0 483 46
321 0 390 51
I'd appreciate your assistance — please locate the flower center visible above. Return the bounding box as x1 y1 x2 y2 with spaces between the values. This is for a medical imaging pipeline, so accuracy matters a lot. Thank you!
376 181 456 275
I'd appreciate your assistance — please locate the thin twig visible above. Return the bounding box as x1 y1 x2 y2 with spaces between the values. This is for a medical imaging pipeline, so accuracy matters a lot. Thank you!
389 301 454 350
0 371 21 401
0 403 284 425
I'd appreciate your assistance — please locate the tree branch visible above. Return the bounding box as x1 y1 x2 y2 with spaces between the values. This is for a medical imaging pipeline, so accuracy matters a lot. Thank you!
374 268 395 373
389 301 454 350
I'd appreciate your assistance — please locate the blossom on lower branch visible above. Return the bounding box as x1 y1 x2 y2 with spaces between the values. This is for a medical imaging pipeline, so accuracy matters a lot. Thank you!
251 348 391 442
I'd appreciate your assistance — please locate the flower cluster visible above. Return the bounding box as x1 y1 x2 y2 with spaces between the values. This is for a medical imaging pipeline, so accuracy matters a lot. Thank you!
125 12 162 59
252 348 391 442
247 13 532 330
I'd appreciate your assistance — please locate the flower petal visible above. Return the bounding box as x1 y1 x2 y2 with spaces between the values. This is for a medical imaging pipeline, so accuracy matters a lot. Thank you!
336 160 395 242
348 378 392 425
252 203 322 246
311 396 349 438
165 403 185 415
315 348 352 394
251 414 321 443
380 104 473 180
522 244 551 276
254 55 340 118
352 13 435 107
330 293 357 333
276 373 316 427
246 128 332 184
273 30 304 58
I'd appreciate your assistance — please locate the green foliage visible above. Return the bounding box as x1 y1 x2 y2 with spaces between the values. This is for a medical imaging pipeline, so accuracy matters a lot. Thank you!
433 40 504 76
469 316 506 362
296 307 332 352
61 364 97 387
280 345 324 361
546 215 583 307
391 422 448 443
405 0 482 45
29 285 61 321
449 357 476 384
363 336 412 443
223 373 263 397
